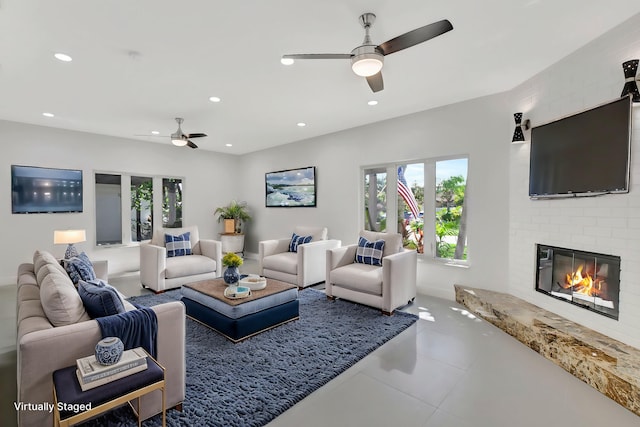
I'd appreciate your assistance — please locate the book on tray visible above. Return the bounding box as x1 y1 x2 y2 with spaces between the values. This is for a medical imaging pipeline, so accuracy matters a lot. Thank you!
76 347 148 391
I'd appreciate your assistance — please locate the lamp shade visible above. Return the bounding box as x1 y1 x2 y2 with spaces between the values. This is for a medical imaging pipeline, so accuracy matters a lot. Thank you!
54 229 86 245
620 59 640 102
512 112 525 142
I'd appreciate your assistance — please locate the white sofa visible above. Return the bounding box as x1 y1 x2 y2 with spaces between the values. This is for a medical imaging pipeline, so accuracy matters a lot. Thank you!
259 226 341 288
326 230 417 315
16 250 185 427
140 225 222 292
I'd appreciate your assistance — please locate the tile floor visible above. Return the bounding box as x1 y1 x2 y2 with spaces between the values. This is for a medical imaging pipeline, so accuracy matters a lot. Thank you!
2 259 639 426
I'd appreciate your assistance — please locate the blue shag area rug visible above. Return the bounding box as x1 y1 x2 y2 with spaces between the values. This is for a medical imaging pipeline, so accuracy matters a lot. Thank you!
80 288 417 426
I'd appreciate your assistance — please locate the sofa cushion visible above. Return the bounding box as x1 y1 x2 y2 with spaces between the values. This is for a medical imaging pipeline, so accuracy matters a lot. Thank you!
64 252 96 285
165 232 192 257
289 233 312 253
359 230 403 258
330 263 383 296
33 250 67 279
164 254 217 279
39 269 90 326
355 236 385 266
78 279 126 318
262 252 298 275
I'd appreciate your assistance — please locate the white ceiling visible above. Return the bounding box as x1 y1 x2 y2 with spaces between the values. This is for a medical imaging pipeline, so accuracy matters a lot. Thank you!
1 1 639 154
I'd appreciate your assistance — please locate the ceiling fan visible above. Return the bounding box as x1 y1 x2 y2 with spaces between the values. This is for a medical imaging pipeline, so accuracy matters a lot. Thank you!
281 13 453 93
169 117 206 149
138 118 207 149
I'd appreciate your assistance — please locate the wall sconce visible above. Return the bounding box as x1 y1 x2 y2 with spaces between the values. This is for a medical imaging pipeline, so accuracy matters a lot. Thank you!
54 229 86 259
512 112 530 143
620 59 640 102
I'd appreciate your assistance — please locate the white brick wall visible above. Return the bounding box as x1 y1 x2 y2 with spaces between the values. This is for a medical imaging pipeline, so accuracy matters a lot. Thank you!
508 14 640 349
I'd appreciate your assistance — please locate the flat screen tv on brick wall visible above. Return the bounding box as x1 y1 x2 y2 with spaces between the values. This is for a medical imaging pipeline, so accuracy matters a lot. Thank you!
11 165 83 213
529 95 632 199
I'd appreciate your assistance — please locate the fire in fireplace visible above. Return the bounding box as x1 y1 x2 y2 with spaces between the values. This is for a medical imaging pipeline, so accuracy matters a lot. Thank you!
535 244 620 320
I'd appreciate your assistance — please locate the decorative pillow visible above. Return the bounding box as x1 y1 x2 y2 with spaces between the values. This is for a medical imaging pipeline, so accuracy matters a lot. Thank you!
40 269 90 326
78 279 126 318
289 233 312 252
355 236 385 266
165 232 192 257
64 252 96 285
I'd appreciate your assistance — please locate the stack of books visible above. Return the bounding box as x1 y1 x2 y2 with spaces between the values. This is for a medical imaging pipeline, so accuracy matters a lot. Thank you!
76 347 148 391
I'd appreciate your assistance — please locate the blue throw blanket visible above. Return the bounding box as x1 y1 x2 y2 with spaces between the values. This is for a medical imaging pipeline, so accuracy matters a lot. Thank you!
96 307 158 358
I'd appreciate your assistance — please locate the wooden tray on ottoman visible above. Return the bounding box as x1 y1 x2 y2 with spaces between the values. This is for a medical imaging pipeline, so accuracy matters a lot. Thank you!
181 278 299 342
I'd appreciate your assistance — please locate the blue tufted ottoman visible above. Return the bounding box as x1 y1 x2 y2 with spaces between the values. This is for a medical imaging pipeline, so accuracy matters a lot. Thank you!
181 278 299 342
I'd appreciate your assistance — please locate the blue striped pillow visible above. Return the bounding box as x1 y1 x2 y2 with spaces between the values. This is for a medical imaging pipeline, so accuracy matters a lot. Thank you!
289 233 312 252
355 236 385 266
165 232 192 257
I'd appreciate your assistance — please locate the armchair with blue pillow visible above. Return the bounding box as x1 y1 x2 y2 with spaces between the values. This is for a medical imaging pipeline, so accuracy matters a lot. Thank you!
326 230 417 315
140 225 222 292
259 226 341 288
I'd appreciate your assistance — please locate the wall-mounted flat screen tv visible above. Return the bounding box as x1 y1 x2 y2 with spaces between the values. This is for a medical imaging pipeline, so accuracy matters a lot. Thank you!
11 165 83 213
529 96 632 199
265 166 316 207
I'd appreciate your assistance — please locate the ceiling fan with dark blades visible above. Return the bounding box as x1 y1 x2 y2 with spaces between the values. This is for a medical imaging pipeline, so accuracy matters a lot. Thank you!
136 117 206 149
282 13 453 93
170 117 206 149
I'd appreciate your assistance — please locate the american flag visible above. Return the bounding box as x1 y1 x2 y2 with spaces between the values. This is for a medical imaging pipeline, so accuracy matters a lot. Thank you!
398 165 420 219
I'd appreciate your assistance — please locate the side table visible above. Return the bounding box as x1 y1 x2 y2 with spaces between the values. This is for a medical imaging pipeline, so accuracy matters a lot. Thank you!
220 233 245 255
53 351 166 427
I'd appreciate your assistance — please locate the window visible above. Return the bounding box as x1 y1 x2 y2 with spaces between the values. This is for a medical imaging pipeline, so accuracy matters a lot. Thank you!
95 173 122 245
163 178 183 228
131 176 153 242
434 158 468 261
364 169 387 232
362 156 468 262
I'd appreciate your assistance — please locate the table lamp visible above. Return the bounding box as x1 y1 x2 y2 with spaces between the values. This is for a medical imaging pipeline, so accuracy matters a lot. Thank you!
54 229 86 259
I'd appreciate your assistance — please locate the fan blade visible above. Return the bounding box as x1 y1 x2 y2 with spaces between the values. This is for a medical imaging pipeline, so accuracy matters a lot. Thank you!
186 133 207 138
378 19 453 56
366 72 384 93
282 54 352 60
186 140 198 149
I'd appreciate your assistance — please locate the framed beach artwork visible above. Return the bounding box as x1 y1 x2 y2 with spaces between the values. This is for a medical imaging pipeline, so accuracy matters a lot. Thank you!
265 166 316 207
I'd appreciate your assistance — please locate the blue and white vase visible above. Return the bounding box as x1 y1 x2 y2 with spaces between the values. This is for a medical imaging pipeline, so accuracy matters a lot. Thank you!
223 266 240 285
95 337 124 365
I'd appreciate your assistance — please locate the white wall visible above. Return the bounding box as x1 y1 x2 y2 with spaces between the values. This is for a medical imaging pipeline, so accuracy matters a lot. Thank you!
240 93 511 300
509 13 640 348
0 120 241 284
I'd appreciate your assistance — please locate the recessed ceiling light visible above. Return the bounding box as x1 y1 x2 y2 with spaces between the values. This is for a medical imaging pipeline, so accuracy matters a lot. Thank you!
225 143 233 147
54 53 72 62
209 96 221 103
368 100 378 106
151 130 160 135
297 122 306 127
281 57 294 65
42 112 55 118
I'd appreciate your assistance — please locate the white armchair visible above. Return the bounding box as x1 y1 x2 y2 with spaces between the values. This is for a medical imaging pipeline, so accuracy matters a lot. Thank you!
326 230 417 315
259 226 341 288
140 225 222 292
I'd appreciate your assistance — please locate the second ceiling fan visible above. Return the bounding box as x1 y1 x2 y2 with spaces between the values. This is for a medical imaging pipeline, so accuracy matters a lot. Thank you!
282 13 453 93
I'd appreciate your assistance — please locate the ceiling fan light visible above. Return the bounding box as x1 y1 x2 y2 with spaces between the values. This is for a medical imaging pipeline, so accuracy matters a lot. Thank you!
351 53 383 77
171 138 187 147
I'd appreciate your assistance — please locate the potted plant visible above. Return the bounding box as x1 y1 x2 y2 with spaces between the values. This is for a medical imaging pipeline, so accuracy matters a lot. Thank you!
222 252 243 285
214 200 251 234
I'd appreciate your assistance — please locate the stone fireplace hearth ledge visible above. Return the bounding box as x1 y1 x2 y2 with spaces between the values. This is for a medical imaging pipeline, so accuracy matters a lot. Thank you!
454 284 640 417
